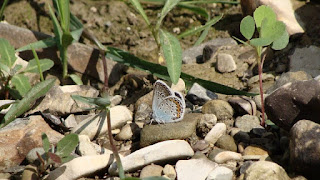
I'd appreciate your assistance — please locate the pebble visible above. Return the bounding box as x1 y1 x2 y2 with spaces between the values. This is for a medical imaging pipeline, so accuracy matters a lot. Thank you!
140 164 163 178
243 161 290 180
186 83 218 106
170 78 186 94
115 123 140 141
206 166 233 180
214 151 242 164
163 164 176 180
196 113 217 137
64 114 78 129
242 146 269 156
202 100 234 120
46 154 113 180
108 140 194 174
26 147 45 164
134 103 152 122
71 105 132 140
215 135 237 152
216 53 237 73
176 157 218 180
204 123 227 145
235 115 263 133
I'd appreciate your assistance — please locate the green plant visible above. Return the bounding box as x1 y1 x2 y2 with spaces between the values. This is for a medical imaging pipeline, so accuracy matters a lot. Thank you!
0 0 9 21
233 5 289 126
36 133 79 177
0 38 54 99
129 0 224 84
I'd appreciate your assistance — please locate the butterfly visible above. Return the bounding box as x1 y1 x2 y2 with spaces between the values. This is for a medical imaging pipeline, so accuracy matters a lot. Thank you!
152 80 186 123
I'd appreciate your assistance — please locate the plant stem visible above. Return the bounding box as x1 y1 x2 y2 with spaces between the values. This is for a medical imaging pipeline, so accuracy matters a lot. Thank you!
100 50 109 94
256 47 266 127
61 47 68 79
106 109 125 179
0 0 9 21
31 46 44 81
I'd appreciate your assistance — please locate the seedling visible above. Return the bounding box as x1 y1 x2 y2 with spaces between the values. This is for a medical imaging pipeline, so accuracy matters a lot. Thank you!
233 5 289 126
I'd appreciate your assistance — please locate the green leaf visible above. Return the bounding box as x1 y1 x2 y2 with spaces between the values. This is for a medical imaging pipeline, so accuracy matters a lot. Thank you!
48 4 62 46
0 38 17 68
105 47 257 96
240 16 255 40
232 36 250 46
178 15 222 38
56 0 70 33
61 32 74 48
42 133 50 152
123 178 141 180
193 23 210 46
69 74 83 85
71 95 99 107
129 0 150 26
16 37 57 52
56 133 79 158
260 20 286 42
249 37 272 47
142 177 170 180
159 29 182 84
61 155 74 164
253 5 276 30
24 59 54 73
271 30 289 50
69 13 84 42
48 152 62 164
2 78 56 127
0 61 10 74
0 100 15 112
11 74 31 96
155 0 180 31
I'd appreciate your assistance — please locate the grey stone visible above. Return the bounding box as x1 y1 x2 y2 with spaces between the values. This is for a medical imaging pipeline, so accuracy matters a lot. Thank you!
64 114 78 129
266 71 312 93
201 45 219 63
26 147 45 164
235 115 263 133
202 100 234 120
186 83 218 106
290 120 320 179
206 166 233 180
134 103 152 122
216 53 237 73
140 113 198 147
228 96 256 116
196 114 217 138
182 38 237 64
290 46 320 77
215 135 237 152
265 80 320 130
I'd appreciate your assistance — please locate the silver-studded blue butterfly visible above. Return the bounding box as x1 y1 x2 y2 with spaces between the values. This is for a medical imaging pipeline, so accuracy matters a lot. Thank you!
152 80 186 123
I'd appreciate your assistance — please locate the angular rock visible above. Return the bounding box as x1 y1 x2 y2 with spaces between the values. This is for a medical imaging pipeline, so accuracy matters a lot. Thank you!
186 83 218 106
182 38 237 64
176 157 218 180
197 114 217 138
266 71 312 93
290 46 320 77
109 140 194 174
215 135 237 152
216 53 237 73
206 166 233 180
204 123 227 145
0 116 63 171
290 120 320 179
72 106 132 140
140 113 198 147
202 100 234 120
243 161 290 180
28 85 99 116
235 115 263 133
265 80 320 130
228 96 256 116
46 154 113 180
163 164 176 180
115 123 140 141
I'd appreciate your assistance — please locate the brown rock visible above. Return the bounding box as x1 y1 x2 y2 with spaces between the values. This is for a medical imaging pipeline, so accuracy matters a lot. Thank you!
0 116 63 171
243 145 269 156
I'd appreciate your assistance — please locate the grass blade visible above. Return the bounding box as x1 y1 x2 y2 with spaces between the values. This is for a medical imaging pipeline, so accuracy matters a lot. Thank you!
1 78 56 127
42 133 50 152
177 4 208 19
155 0 180 31
129 0 150 26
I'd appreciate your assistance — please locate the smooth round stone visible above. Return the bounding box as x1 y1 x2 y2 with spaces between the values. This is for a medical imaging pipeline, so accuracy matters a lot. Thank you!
214 151 242 164
244 161 290 180
26 147 45 163
77 135 99 156
216 53 237 73
176 158 218 180
192 140 210 152
163 164 176 180
230 128 250 143
228 96 256 116
202 100 234 120
140 113 198 147
215 135 237 152
140 164 163 178
206 166 233 180
115 123 140 141
197 114 217 138
204 123 227 145
243 146 269 156
170 78 185 94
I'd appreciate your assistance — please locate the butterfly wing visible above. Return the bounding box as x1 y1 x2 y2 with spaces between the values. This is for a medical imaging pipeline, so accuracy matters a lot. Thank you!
152 80 173 111
153 95 185 123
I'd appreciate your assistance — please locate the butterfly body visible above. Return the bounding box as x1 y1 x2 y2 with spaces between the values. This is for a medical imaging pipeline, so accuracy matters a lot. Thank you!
152 80 186 123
